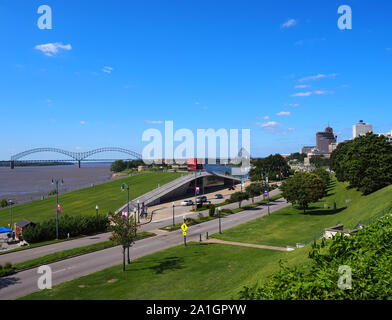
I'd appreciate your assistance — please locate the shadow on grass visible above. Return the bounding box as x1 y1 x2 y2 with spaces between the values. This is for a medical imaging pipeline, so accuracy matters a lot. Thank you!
301 207 346 216
149 256 185 274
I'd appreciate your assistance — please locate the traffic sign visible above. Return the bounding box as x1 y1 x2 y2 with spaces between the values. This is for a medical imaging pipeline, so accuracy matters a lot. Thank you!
181 223 188 232
264 190 269 197
183 231 187 236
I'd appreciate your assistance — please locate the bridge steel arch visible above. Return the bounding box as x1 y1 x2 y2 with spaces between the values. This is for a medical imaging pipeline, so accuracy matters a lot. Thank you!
10 147 142 169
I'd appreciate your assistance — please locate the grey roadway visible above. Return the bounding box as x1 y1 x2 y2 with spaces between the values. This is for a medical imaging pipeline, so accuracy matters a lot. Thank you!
0 192 289 300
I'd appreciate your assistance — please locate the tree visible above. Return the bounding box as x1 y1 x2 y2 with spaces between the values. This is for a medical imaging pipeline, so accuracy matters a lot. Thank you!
330 133 392 194
312 168 331 193
109 213 137 271
0 199 8 208
245 183 262 203
250 154 290 181
110 160 127 173
280 172 325 213
309 156 330 168
229 192 249 208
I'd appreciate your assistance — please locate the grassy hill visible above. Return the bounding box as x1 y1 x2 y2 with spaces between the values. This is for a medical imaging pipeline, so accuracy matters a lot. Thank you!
212 177 392 247
0 172 182 227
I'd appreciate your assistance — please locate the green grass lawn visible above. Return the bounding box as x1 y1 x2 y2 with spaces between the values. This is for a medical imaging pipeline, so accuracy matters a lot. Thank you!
212 177 392 247
20 242 312 300
0 172 182 227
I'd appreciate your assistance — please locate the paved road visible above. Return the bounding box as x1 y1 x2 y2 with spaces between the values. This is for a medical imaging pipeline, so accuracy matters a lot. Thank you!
0 193 289 300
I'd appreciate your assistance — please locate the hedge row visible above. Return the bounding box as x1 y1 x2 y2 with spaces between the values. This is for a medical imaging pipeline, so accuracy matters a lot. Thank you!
22 214 109 244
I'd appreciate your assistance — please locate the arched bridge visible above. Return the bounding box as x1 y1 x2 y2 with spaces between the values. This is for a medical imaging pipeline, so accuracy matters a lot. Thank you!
10 147 142 169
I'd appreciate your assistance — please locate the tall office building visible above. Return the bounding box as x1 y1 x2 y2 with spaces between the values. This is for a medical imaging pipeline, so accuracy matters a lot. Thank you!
316 126 337 153
353 120 373 138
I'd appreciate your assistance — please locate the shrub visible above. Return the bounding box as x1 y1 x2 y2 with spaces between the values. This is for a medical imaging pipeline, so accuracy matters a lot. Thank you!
22 214 109 243
208 204 216 217
0 199 8 208
0 262 15 277
48 189 57 196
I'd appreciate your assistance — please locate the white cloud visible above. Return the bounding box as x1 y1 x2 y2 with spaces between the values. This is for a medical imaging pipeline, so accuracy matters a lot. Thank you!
103 66 113 74
287 128 296 131
314 90 334 95
285 103 300 107
295 84 311 89
281 19 297 28
256 121 280 129
145 120 163 124
80 121 87 125
34 43 72 56
195 102 200 105
276 111 291 116
291 91 313 97
298 73 337 82
263 116 270 120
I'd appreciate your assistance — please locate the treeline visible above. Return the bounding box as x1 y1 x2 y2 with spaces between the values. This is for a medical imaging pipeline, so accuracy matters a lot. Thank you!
249 154 291 181
239 210 392 299
330 132 392 194
110 160 146 172
0 161 74 167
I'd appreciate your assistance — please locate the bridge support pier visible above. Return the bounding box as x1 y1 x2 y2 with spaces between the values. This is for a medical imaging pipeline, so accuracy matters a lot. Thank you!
78 160 81 168
10 161 14 169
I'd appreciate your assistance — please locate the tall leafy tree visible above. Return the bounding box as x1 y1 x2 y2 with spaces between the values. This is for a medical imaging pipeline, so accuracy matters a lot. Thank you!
280 172 325 213
330 133 392 194
229 192 249 208
245 183 263 203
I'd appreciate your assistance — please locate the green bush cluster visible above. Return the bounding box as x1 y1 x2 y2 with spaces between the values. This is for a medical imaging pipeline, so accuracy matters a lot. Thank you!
0 262 15 277
239 211 392 300
22 214 109 244
0 199 8 208
208 204 216 217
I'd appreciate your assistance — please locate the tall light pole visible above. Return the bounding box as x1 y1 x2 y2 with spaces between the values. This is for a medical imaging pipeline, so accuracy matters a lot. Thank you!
52 178 63 240
95 205 99 221
8 200 13 238
137 199 140 223
121 183 131 265
218 207 222 234
172 202 175 227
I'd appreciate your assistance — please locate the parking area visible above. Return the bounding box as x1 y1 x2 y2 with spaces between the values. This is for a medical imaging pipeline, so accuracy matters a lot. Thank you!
143 180 252 222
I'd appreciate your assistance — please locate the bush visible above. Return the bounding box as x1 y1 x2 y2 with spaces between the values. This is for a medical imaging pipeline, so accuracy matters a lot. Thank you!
0 262 15 277
22 214 109 243
0 199 8 208
48 189 57 196
208 204 216 217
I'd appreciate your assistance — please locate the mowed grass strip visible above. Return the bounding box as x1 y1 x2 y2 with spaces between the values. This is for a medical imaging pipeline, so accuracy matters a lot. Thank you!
20 242 312 300
212 177 392 247
8 232 155 274
0 172 182 226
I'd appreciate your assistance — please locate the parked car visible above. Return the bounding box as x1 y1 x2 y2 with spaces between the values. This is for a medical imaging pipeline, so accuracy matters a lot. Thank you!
181 200 194 206
196 196 208 204
214 194 223 199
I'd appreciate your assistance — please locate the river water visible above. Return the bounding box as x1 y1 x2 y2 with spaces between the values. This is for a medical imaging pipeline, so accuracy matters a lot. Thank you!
0 163 112 204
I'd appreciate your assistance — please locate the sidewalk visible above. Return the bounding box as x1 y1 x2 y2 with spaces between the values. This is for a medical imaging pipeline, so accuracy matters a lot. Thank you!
205 238 289 252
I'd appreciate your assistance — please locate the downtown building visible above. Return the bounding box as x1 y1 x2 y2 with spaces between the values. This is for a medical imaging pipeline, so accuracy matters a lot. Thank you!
316 126 337 153
353 120 373 138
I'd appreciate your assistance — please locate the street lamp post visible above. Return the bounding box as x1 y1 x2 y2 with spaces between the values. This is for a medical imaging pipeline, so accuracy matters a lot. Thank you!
172 202 175 227
95 205 99 221
51 178 63 240
8 200 13 238
218 207 222 234
137 200 140 223
121 183 131 265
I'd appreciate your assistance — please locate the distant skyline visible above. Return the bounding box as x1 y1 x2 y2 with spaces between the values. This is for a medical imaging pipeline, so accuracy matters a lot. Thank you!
1 0 392 160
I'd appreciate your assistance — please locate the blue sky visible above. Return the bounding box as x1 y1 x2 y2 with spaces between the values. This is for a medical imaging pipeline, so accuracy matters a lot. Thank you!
1 0 391 160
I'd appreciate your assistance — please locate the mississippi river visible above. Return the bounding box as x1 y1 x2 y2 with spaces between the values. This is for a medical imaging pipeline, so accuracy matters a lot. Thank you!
0 163 112 204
